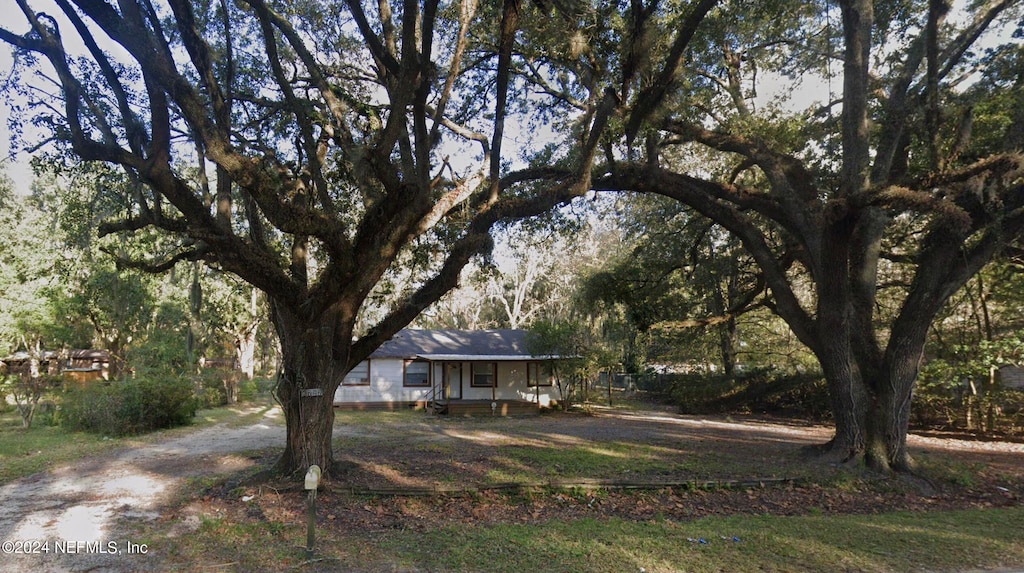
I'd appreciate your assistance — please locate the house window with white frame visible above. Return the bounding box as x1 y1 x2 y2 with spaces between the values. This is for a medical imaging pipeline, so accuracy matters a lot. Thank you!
343 360 370 385
471 362 495 387
527 362 552 387
404 360 430 387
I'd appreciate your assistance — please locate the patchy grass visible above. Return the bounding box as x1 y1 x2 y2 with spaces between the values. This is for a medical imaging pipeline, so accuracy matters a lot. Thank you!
121 402 1023 572
11 397 1024 572
334 408 426 427
331 408 833 490
197 398 280 429
0 396 278 484
374 508 1024 573
150 513 305 571
134 500 1024 573
486 441 706 482
0 417 120 484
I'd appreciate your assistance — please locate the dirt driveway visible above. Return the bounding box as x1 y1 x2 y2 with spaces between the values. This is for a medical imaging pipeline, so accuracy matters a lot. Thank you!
1 404 1022 572
0 404 287 573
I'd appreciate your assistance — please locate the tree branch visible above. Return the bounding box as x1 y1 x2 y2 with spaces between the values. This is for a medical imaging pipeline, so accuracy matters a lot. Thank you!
624 0 719 141
594 164 819 350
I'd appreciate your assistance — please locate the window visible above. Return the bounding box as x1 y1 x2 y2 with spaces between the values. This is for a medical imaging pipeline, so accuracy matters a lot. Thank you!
471 362 495 387
343 360 370 386
404 360 430 387
527 362 553 387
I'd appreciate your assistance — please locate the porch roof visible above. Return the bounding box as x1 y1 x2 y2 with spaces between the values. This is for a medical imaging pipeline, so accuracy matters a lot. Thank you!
415 353 548 362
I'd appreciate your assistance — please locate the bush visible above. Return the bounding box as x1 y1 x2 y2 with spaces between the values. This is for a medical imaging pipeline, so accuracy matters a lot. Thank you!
237 377 275 402
668 368 832 420
193 373 274 408
1 373 63 429
60 375 197 436
915 360 1024 434
195 372 229 409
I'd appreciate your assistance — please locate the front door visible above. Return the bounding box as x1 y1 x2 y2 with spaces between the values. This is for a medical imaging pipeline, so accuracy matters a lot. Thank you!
442 362 462 400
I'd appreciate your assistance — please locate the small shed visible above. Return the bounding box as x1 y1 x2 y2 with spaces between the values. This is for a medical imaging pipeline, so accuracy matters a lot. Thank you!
1 349 110 385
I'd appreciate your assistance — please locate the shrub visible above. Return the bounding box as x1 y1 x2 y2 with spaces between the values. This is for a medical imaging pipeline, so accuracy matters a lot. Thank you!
192 373 274 408
195 372 229 409
915 360 1024 434
669 368 832 420
237 377 272 402
60 375 197 436
1 373 62 429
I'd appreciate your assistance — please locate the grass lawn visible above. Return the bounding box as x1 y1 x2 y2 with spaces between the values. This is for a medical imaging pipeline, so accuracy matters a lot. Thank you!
380 507 1024 573
0 408 120 484
143 502 1024 572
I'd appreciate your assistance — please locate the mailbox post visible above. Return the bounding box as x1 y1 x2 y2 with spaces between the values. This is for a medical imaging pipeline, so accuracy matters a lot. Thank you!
304 464 321 557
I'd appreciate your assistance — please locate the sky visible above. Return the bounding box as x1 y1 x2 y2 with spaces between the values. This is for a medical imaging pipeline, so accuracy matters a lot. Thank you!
0 46 34 194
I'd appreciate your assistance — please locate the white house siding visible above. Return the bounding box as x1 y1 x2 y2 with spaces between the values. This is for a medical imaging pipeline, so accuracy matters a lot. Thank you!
457 361 554 405
334 357 556 408
499 362 526 400
333 358 432 406
461 361 493 401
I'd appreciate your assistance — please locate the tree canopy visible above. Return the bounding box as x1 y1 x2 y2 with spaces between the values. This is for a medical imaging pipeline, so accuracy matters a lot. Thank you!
3 0 1023 477
583 0 1024 470
0 0 613 476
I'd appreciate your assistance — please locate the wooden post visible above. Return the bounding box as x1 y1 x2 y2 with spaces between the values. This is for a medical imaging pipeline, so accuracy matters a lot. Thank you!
304 464 321 557
306 490 316 557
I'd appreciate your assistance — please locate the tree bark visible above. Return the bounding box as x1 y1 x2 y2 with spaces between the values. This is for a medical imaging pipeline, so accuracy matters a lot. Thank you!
271 305 350 478
865 358 918 472
719 316 738 378
814 338 868 459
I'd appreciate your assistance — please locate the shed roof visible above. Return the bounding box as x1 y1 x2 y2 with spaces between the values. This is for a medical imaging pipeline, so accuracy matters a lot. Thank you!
370 329 548 360
1 349 110 363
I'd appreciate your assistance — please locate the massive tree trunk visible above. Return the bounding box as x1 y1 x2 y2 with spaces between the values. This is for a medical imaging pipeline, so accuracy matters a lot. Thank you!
815 343 869 459
862 339 925 472
271 305 350 476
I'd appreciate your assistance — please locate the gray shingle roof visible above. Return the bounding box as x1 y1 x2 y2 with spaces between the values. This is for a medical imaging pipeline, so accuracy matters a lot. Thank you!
370 329 534 359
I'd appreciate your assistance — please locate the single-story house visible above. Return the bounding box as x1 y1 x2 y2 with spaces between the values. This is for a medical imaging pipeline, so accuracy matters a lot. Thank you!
333 329 560 415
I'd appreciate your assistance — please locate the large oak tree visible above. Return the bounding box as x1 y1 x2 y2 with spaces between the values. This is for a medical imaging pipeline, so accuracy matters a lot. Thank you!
0 0 613 477
580 0 1024 470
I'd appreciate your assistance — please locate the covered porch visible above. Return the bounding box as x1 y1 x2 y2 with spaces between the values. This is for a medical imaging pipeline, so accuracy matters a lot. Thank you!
421 355 555 416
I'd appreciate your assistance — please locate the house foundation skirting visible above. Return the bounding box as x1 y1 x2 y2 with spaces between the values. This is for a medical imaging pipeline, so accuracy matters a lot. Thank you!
333 399 542 416
334 400 427 411
444 400 541 416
